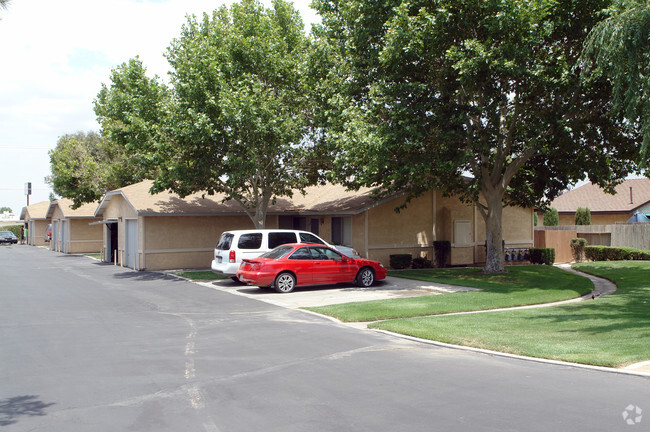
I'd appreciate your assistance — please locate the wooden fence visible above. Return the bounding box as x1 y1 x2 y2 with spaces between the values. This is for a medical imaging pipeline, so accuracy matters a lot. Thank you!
534 224 650 259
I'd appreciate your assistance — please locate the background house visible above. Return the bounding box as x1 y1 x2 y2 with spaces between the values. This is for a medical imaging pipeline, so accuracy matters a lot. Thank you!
19 201 51 246
544 178 650 225
46 199 103 254
94 181 534 271
535 178 650 256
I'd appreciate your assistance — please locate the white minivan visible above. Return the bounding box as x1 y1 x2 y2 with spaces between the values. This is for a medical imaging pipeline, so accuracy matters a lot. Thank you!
211 229 360 280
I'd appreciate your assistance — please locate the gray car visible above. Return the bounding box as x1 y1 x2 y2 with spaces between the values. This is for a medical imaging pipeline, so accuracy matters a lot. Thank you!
0 231 18 244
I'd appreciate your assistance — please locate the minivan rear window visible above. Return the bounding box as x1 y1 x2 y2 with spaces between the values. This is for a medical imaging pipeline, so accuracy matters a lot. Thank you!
238 233 263 249
216 233 234 250
299 232 325 245
268 232 297 249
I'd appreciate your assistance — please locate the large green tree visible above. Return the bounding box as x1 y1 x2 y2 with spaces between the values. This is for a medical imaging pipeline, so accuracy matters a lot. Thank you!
49 59 168 208
154 0 314 228
313 0 639 273
47 131 122 208
94 57 169 182
581 0 650 165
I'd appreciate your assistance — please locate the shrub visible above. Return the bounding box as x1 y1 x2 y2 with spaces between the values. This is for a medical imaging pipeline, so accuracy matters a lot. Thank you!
1 224 22 238
390 254 412 270
412 257 433 269
574 207 591 225
433 241 451 268
530 248 555 265
570 238 588 262
543 208 559 226
585 246 650 261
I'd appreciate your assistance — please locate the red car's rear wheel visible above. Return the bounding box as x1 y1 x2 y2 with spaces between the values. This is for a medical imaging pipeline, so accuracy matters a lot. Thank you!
274 272 296 293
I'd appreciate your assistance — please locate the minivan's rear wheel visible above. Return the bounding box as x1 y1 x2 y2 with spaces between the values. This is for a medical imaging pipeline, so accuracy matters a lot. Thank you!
356 267 375 287
274 272 296 293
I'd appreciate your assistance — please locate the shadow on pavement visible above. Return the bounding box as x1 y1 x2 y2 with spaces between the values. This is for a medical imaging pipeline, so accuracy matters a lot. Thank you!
0 395 56 426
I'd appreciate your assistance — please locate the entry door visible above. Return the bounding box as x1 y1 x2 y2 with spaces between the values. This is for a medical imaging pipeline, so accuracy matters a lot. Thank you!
125 219 138 269
51 221 59 251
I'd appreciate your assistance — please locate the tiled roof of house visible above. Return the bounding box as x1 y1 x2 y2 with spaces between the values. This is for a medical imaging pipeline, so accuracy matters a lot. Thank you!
95 180 378 217
19 201 52 220
550 178 650 213
46 198 100 219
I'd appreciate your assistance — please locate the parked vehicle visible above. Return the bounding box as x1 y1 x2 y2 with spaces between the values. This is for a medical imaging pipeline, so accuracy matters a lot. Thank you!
45 224 52 242
0 231 18 244
211 229 360 280
236 243 386 293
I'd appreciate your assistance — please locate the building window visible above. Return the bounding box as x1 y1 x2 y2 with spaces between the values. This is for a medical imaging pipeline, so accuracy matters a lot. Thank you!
331 216 352 245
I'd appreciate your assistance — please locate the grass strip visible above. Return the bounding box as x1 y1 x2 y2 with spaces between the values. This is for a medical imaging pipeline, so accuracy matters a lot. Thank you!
306 265 592 322
371 261 650 367
173 270 228 280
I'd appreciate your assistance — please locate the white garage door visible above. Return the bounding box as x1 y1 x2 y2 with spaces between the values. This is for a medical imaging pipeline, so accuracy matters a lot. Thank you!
125 219 138 269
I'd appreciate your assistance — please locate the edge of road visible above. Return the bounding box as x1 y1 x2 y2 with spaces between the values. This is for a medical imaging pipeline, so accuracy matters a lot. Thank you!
299 307 650 379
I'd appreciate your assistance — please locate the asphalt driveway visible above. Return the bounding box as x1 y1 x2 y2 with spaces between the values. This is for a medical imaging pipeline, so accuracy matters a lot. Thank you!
1 246 648 431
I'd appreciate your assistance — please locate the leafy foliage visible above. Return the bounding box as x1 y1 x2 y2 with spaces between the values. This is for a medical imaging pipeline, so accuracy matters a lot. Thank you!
312 0 639 273
155 0 314 228
46 132 123 208
582 0 650 166
94 57 169 183
575 207 592 225
543 208 559 226
571 238 588 262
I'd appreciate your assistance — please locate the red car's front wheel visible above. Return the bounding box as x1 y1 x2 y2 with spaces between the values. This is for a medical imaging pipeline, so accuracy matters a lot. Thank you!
356 267 375 287
274 272 296 293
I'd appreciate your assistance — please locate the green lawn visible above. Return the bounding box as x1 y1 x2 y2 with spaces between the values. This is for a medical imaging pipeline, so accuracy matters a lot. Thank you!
172 270 228 280
306 265 593 322
370 261 650 367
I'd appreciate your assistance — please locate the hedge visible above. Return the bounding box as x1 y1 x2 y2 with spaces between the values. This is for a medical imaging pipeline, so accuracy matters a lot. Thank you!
390 254 412 269
585 246 650 261
1 224 22 238
529 247 555 265
412 257 433 269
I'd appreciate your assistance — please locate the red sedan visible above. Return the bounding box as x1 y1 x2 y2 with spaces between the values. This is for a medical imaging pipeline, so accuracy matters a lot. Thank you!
236 243 387 293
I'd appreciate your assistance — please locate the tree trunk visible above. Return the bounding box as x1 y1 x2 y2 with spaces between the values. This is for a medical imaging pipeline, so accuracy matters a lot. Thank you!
480 191 506 274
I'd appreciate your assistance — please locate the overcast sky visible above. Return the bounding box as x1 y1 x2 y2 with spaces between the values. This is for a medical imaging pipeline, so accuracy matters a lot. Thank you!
0 0 318 217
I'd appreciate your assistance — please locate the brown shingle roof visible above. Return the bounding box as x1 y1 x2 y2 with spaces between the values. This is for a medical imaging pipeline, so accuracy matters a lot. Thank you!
551 178 650 213
19 201 52 220
96 180 378 217
46 198 100 219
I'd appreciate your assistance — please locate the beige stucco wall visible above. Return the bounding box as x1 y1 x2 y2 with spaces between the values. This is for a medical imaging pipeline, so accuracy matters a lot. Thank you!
66 219 103 254
554 212 631 226
27 219 49 247
364 192 435 265
361 190 533 268
141 215 255 270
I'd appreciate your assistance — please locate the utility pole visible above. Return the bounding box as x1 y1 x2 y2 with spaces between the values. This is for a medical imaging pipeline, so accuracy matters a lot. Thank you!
25 182 31 206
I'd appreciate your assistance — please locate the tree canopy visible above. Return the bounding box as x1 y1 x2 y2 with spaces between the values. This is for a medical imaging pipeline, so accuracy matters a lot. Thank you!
581 0 650 166
312 0 639 272
47 131 120 208
94 57 169 183
153 0 314 228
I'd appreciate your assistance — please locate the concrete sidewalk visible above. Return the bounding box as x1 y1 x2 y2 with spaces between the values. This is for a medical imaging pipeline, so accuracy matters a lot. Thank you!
195 275 479 309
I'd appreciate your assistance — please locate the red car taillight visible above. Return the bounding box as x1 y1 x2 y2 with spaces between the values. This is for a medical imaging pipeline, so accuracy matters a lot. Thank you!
229 250 236 263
